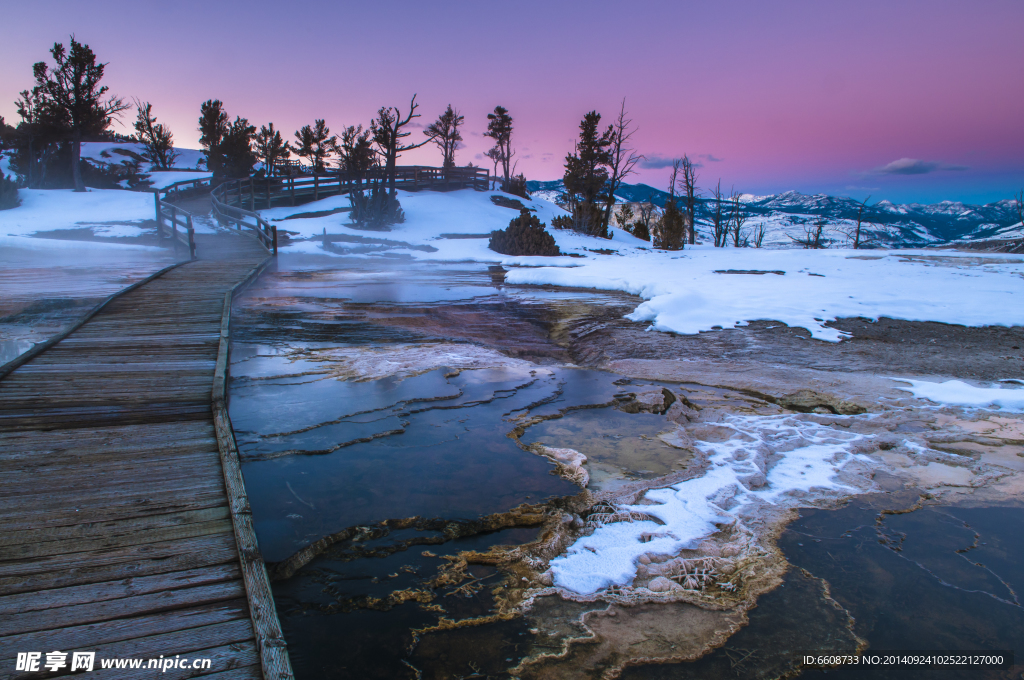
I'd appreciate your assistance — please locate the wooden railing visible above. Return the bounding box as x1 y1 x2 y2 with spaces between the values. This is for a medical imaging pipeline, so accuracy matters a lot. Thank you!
153 193 197 259
210 185 278 254
210 165 489 255
155 176 214 201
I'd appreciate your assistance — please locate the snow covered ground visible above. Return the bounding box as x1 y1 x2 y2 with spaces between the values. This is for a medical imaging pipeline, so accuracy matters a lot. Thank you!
0 188 159 242
266 188 1024 343
79 141 206 171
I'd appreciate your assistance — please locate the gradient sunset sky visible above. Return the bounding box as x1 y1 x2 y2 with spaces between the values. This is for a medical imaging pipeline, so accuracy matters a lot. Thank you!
2 0 1022 204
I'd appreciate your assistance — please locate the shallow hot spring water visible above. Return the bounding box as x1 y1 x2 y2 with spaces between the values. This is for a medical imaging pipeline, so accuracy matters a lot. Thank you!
230 254 1024 679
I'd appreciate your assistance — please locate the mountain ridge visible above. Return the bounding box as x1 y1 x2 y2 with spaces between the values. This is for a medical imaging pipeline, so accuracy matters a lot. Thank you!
526 180 1022 246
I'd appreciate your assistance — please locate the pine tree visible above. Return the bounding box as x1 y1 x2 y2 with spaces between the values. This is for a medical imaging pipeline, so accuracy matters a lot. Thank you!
133 100 178 170
338 125 376 175
562 111 613 237
220 117 256 178
293 119 338 174
254 123 290 176
29 37 128 191
198 99 229 176
654 160 685 249
484 106 514 190
425 104 464 169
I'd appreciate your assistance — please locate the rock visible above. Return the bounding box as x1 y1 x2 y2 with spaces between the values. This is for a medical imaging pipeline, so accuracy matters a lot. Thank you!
720 545 741 557
619 387 677 415
648 576 674 592
777 389 866 415
538 570 554 586
637 554 651 565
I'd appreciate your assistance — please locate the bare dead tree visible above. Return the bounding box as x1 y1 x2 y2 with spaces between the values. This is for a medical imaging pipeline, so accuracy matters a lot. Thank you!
709 180 728 247
636 198 660 240
751 221 767 247
676 155 699 244
852 194 871 249
600 99 644 234
789 217 828 249
484 146 502 189
730 190 748 247
371 94 434 192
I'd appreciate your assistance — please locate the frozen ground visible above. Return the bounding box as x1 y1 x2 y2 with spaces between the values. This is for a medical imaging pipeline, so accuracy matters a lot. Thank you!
264 188 1024 343
0 188 160 242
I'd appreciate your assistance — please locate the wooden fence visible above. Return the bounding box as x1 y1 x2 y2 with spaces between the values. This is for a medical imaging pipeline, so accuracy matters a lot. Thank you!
210 166 490 255
153 192 197 259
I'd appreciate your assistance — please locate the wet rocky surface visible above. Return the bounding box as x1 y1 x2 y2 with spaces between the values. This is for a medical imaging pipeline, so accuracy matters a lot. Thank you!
229 254 1024 679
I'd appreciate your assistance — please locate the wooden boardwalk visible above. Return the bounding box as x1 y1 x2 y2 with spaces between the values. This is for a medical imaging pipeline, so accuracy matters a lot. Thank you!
0 231 287 679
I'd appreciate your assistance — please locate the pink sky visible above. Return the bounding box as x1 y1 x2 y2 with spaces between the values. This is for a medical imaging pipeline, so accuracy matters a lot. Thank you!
2 0 1022 203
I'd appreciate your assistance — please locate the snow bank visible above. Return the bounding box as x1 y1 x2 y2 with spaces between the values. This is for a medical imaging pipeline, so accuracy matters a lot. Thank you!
893 379 1024 412
79 142 206 170
0 188 154 238
506 248 1024 341
550 413 872 594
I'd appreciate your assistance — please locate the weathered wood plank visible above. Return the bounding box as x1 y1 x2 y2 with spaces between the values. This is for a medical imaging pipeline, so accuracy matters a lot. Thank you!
0 600 250 665
0 519 233 561
0 563 240 614
0 532 240 580
0 539 239 596
0 507 231 548
0 581 245 636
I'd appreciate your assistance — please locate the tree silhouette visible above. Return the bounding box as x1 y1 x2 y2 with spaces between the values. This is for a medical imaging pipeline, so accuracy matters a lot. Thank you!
29 37 128 191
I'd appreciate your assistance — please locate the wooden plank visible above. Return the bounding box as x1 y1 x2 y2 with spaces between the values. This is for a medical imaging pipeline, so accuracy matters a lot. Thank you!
0 519 233 561
0 507 230 548
0 581 245 636
0 564 240 614
0 540 239 596
0 600 249 664
0 493 229 533
0 533 239 580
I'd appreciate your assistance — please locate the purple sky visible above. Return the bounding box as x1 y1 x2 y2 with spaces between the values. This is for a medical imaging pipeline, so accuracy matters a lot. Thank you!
2 0 1022 204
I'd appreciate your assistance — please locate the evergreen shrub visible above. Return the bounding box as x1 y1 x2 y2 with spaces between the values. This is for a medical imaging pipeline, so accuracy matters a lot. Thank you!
489 209 560 256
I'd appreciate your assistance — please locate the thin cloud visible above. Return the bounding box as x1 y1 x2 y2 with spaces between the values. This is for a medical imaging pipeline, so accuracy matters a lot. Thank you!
699 153 723 162
845 185 881 192
640 155 700 170
871 158 969 175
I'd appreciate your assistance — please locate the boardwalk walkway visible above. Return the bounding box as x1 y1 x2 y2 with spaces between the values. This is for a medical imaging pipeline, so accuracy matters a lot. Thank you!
0 230 284 679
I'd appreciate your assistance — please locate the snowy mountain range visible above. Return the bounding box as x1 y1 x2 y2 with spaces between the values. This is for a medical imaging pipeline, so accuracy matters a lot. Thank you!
527 180 1023 248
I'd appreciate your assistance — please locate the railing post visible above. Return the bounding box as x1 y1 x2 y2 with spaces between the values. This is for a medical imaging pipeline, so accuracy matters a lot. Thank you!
171 205 179 242
187 214 196 260
272 224 278 255
249 177 255 211
154 192 162 238
290 177 295 206
314 174 319 202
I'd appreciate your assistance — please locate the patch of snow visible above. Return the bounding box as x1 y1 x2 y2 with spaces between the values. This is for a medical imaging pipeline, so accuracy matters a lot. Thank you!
0 188 153 238
90 225 147 238
892 379 1024 412
549 413 873 594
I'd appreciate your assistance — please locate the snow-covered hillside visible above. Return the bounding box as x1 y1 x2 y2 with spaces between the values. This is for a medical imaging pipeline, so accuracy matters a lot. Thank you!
79 142 206 171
